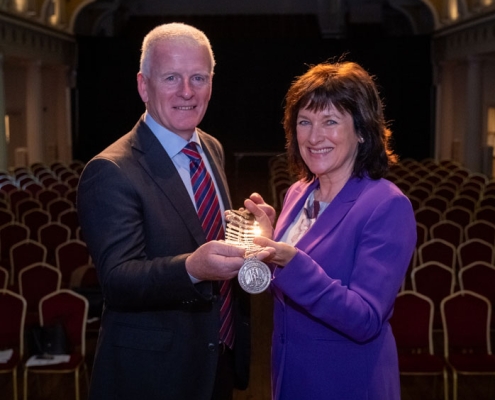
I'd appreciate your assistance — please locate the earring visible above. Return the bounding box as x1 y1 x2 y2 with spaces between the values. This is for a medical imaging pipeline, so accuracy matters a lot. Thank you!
358 136 364 143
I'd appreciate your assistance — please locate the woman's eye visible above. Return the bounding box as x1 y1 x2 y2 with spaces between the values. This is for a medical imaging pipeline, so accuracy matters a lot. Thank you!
297 120 310 126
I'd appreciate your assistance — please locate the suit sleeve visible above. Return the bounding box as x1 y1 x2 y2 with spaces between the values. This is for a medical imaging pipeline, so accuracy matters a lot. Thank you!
77 157 213 311
271 192 416 342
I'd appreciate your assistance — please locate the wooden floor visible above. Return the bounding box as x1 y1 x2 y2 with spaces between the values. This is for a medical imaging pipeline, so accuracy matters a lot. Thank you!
233 291 273 400
2 292 495 399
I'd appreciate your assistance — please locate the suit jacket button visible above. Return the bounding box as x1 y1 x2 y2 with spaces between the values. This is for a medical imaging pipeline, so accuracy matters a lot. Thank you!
208 343 216 352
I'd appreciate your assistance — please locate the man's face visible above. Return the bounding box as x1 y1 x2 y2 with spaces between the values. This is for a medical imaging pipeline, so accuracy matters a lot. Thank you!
137 39 213 140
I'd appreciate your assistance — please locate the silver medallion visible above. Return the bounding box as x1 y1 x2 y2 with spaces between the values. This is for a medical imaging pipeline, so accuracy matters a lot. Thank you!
224 208 271 293
238 257 271 294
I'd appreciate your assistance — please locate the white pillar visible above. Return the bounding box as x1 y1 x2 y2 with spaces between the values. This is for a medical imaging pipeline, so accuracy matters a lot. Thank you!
26 60 43 165
0 54 7 171
56 65 72 162
465 56 483 172
433 62 442 162
42 65 73 164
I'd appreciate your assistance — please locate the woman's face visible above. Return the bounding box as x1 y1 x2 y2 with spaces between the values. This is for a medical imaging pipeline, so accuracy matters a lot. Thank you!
296 103 360 182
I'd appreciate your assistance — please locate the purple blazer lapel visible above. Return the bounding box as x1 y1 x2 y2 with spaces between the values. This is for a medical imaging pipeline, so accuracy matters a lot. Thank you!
274 180 318 241
275 177 369 252
296 177 368 254
271 180 316 306
271 176 369 305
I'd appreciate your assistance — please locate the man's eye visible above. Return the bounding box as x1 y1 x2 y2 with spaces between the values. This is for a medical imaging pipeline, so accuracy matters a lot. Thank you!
192 75 208 84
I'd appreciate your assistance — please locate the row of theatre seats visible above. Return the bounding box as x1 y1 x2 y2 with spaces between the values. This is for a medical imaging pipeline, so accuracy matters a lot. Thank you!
3 156 494 400
0 160 99 400
391 158 495 400
267 155 495 399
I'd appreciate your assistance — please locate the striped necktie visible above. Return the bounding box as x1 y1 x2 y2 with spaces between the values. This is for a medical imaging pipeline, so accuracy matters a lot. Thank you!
182 142 234 348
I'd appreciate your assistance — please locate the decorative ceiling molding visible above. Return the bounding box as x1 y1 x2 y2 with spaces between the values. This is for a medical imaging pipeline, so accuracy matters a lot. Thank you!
0 11 75 65
0 0 494 38
433 10 495 61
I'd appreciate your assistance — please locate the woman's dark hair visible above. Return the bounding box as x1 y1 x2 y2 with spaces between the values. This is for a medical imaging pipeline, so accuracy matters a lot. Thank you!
283 61 397 182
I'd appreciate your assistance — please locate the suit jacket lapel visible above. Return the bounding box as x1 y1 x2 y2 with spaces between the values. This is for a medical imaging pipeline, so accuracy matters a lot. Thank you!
130 118 206 246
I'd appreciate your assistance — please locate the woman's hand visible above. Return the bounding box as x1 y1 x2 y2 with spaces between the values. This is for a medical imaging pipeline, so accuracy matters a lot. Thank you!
243 193 276 239
253 236 297 267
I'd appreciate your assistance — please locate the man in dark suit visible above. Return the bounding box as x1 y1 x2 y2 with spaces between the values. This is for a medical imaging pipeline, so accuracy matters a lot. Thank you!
77 22 251 400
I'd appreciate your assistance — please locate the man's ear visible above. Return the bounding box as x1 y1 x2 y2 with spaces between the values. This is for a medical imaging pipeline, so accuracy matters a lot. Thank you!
137 72 148 103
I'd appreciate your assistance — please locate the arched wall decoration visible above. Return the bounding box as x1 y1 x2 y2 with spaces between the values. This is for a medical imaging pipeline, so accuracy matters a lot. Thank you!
68 0 97 34
388 0 438 34
421 0 442 28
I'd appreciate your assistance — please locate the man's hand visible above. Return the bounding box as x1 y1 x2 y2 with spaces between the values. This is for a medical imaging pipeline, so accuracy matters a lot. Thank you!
185 241 245 281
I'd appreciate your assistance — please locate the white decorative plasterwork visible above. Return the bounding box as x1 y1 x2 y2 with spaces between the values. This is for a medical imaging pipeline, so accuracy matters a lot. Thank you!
0 12 75 65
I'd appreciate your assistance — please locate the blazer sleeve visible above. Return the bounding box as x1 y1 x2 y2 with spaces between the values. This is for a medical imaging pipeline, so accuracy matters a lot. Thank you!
271 189 416 342
77 156 213 311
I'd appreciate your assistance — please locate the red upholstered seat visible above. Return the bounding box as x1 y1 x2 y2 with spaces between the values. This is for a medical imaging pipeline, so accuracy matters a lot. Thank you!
0 222 30 277
0 289 27 400
412 261 455 331
464 220 495 246
9 239 47 287
23 289 89 400
390 291 448 400
37 222 70 267
417 239 457 271
414 206 442 231
443 205 472 229
457 239 494 270
18 263 61 328
459 262 495 329
55 240 91 287
430 220 463 248
441 291 495 400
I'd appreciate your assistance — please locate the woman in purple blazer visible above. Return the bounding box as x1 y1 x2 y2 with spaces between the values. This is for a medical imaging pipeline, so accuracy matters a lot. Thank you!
247 61 416 399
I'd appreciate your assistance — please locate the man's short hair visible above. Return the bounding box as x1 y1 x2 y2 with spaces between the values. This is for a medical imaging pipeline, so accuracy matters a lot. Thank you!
140 22 215 76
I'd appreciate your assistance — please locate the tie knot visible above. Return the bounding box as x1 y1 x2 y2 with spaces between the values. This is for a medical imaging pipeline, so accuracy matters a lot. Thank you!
182 142 200 162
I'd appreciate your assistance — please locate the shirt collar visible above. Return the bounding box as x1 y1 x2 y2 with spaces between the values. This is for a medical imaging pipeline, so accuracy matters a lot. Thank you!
144 111 201 158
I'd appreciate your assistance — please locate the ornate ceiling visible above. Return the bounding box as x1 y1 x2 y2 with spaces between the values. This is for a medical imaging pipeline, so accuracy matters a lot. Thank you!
1 0 494 38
